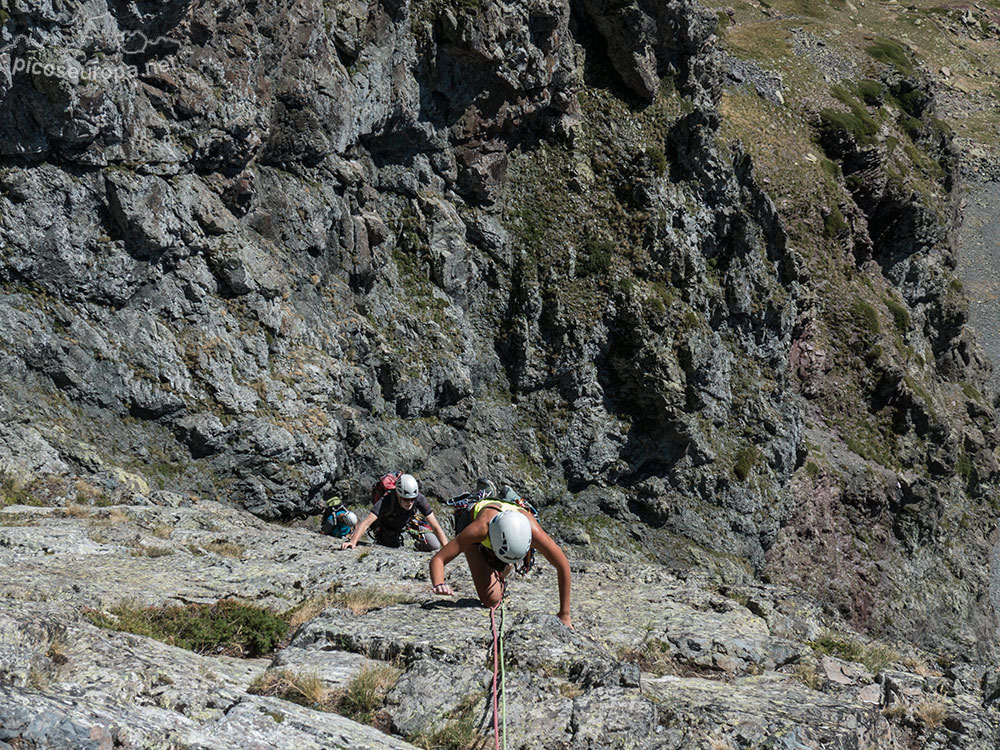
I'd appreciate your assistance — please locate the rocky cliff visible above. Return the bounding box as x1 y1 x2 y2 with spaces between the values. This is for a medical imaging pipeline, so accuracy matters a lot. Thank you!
2 0 1000 747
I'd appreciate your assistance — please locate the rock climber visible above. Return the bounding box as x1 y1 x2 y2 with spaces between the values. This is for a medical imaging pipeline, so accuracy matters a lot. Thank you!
429 490 572 628
341 473 449 551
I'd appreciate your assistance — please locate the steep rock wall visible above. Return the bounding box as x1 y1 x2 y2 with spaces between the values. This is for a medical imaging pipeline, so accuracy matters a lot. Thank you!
0 0 997 661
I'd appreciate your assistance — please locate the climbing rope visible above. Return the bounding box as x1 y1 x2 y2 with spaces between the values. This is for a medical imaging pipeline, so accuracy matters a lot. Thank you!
489 582 508 750
499 595 507 750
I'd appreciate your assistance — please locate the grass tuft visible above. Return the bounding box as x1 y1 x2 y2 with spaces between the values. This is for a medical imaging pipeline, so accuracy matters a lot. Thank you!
250 668 331 708
84 599 289 657
411 691 486 750
335 662 402 726
334 587 414 615
810 630 897 674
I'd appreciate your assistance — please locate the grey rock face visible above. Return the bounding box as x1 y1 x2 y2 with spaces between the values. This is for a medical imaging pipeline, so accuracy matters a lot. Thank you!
0 0 997 698
2 499 992 749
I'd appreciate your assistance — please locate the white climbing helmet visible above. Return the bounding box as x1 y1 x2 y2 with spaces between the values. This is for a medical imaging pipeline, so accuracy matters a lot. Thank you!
396 473 419 499
488 510 532 565
341 510 358 528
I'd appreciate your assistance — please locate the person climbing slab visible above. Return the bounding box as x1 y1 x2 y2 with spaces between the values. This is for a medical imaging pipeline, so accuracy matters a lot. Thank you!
341 473 449 551
429 493 572 628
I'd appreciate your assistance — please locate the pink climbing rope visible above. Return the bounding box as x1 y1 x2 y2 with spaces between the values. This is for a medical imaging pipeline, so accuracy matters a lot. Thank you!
490 600 502 750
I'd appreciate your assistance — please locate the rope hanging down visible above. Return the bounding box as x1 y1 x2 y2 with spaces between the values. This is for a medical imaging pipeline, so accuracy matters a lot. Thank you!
489 586 508 750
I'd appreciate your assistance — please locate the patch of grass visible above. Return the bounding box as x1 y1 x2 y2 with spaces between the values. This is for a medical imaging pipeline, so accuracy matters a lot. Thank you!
74 478 110 506
914 700 947 729
851 299 881 336
810 631 897 674
334 587 414 615
884 297 911 334
151 524 174 539
577 236 614 278
866 38 914 77
84 599 289 657
335 662 402 725
199 540 245 558
795 661 824 690
734 444 761 481
819 107 878 148
855 79 886 106
54 505 93 518
1 471 32 506
91 509 130 526
130 544 175 558
46 634 70 666
250 668 331 708
618 639 674 676
823 205 849 238
411 691 485 750
883 703 908 720
961 382 984 404
284 590 340 631
645 145 667 176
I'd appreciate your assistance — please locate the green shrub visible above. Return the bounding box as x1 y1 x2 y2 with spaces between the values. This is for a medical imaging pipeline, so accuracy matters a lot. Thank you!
85 599 289 657
823 206 849 238
855 79 886 106
734 444 761 481
866 39 914 76
577 237 614 277
884 297 910 334
851 299 881 336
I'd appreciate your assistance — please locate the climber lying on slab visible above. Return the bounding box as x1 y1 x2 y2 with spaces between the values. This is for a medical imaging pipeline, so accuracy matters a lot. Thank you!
429 494 572 628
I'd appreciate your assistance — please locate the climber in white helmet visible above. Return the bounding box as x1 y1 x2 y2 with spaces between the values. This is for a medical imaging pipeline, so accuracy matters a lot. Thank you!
341 472 449 552
429 491 572 628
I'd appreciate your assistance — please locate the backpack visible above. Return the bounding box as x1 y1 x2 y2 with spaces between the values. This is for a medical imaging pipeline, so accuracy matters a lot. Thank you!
371 472 402 505
321 507 357 538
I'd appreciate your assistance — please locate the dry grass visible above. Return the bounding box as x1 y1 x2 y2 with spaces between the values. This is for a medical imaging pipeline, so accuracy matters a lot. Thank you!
557 680 584 699
250 668 332 708
901 654 942 678
151 524 174 539
91 509 130 526
795 661 825 690
27 665 50 691
914 700 947 729
617 639 675 677
54 505 92 519
411 690 486 750
183 540 245 557
46 635 70 666
882 703 908 720
74 478 110 506
334 587 414 615
285 594 337 631
335 662 402 725
251 662 402 728
130 544 175 558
